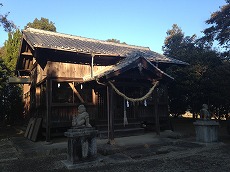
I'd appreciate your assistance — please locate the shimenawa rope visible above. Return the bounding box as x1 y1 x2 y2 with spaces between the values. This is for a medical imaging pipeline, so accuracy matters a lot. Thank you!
108 81 159 102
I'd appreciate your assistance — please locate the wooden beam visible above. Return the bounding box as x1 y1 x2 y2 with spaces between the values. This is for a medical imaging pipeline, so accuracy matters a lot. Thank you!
68 83 84 103
49 77 83 82
8 77 31 84
21 52 33 56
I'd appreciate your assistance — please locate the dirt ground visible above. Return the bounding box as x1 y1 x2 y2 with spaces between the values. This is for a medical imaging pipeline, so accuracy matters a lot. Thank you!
0 125 24 140
1 118 230 172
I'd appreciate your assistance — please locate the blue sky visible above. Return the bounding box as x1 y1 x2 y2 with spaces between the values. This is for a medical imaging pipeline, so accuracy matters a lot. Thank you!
0 0 227 53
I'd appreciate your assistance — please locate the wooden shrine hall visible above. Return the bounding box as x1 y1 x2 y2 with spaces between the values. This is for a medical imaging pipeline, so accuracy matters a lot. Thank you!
14 28 186 142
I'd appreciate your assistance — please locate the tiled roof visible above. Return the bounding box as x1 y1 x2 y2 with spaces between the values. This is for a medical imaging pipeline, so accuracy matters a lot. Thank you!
83 52 174 82
22 27 187 65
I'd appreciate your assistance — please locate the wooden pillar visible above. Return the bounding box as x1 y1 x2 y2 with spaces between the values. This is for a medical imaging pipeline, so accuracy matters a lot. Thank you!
107 85 115 144
91 53 95 78
46 78 52 142
154 88 160 135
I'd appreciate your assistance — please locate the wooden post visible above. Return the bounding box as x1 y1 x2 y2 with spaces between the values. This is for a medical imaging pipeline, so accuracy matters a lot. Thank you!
46 78 52 142
68 83 84 103
91 53 95 78
154 88 160 135
107 85 115 144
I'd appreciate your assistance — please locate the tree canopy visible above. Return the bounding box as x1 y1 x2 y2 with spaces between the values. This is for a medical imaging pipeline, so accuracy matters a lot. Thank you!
0 51 24 124
0 16 57 125
0 28 23 124
163 24 197 62
202 0 230 57
106 38 126 44
163 24 230 117
0 3 15 32
1 29 21 72
26 17 56 32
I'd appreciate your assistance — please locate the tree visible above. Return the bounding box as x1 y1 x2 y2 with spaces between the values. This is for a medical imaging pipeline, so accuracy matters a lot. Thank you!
202 0 230 57
0 4 23 125
163 24 197 62
162 24 184 58
0 16 58 125
0 3 15 32
163 24 230 118
0 55 23 124
26 17 56 32
0 58 8 123
2 29 22 72
106 38 126 44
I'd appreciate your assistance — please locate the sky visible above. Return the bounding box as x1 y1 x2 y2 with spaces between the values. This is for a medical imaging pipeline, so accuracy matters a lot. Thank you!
0 0 227 54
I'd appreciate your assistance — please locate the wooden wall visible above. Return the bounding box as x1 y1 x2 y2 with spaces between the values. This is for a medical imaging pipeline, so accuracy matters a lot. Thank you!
27 59 170 133
31 61 107 84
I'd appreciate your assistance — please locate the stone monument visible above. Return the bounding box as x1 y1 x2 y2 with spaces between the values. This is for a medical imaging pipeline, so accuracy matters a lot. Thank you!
193 104 219 143
62 105 98 169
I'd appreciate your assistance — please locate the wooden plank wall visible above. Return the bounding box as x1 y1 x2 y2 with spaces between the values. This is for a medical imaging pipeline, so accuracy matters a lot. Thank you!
45 62 106 78
34 61 107 83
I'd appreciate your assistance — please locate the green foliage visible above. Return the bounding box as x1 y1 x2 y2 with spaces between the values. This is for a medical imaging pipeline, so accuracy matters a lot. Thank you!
0 5 23 124
0 16 57 125
202 0 230 57
0 3 15 32
2 29 22 73
106 38 127 44
164 24 230 116
0 57 7 91
0 29 23 125
0 55 23 124
163 24 197 62
26 17 56 32
163 24 184 58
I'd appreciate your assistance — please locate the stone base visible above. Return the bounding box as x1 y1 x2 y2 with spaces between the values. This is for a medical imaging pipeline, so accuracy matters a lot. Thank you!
193 120 219 143
64 127 98 164
61 157 102 170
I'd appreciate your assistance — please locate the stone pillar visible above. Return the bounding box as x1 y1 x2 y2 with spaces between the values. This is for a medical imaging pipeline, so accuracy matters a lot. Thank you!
64 127 98 164
193 120 219 143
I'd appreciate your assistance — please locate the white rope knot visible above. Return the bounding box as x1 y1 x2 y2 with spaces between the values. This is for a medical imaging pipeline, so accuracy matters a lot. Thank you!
108 81 159 102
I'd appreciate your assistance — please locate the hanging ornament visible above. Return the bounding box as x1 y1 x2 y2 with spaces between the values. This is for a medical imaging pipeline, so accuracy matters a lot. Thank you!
138 63 143 73
126 100 129 107
144 99 147 107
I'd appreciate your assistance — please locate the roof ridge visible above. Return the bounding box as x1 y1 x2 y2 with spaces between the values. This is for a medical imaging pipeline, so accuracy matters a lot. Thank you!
24 27 150 51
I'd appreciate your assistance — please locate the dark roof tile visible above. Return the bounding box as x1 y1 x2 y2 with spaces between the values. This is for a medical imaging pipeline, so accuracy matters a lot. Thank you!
22 27 187 65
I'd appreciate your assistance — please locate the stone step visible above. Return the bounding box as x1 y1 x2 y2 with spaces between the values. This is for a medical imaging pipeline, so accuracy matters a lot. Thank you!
96 118 140 125
98 127 145 139
96 122 141 131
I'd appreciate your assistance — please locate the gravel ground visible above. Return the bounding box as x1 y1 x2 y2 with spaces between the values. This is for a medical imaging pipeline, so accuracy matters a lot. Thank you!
1 138 230 172
1 118 230 172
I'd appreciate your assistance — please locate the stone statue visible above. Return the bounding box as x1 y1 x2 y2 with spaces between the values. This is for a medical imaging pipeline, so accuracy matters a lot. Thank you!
200 104 211 120
72 105 92 128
